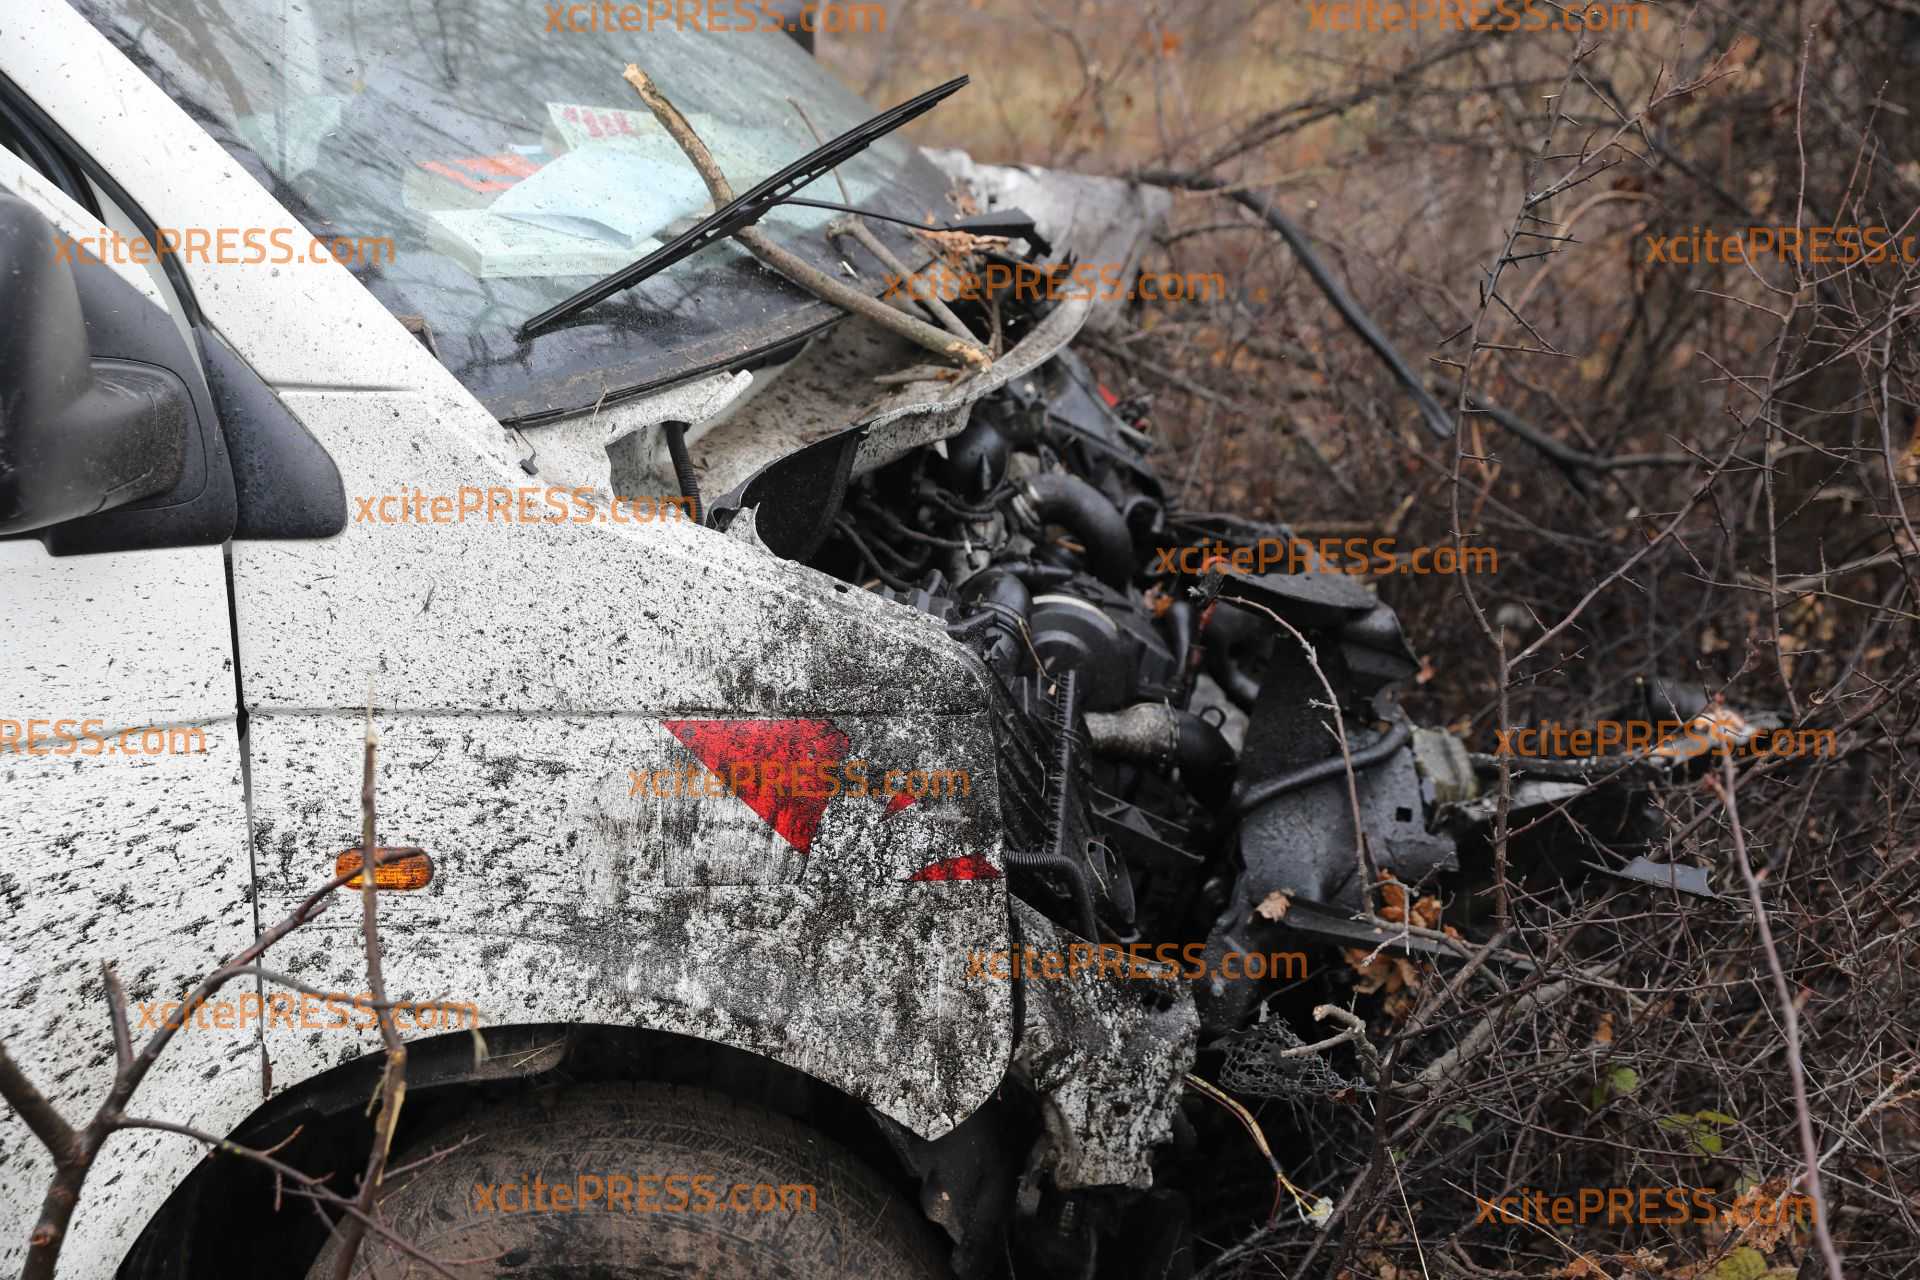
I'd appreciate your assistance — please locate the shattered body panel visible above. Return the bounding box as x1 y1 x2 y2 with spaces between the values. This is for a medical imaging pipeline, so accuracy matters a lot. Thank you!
615 158 1172 503
1009 902 1198 1191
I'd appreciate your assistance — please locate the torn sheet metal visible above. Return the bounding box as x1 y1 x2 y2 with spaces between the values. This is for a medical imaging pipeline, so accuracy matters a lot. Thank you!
610 154 1174 503
526 369 754 499
923 151 1173 336
1007 900 1197 1190
1589 855 1717 898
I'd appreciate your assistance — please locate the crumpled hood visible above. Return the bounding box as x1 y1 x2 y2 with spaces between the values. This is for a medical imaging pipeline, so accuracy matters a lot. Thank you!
525 153 1172 505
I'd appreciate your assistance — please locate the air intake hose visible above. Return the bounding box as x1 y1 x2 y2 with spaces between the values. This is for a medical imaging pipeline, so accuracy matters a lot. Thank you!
1083 703 1237 809
1018 473 1133 590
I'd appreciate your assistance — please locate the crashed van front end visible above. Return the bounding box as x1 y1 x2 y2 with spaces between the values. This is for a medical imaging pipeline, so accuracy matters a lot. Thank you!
1 2 1204 1275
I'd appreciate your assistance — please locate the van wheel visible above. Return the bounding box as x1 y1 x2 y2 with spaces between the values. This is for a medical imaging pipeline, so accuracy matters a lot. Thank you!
305 1083 953 1279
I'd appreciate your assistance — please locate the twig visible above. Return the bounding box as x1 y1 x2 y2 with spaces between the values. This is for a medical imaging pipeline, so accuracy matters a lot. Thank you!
1709 755 1846 1278
783 93 987 350
622 65 990 369
328 706 409 1280
1413 980 1576 1090
1227 597 1381 916
108 1115 465 1280
1303 1004 1384 1085
829 214 984 346
0 842 427 1277
1133 169 1455 442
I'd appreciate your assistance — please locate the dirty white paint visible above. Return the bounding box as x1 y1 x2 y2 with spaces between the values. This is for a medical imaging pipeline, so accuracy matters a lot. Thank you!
530 371 755 502
229 374 1015 1128
250 710 1011 1129
0 545 256 1279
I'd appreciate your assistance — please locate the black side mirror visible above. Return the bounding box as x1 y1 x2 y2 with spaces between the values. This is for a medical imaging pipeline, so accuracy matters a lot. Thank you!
0 191 189 535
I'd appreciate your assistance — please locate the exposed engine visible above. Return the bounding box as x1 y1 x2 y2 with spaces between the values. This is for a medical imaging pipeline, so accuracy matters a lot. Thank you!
767 339 1723 1275
804 347 1477 1041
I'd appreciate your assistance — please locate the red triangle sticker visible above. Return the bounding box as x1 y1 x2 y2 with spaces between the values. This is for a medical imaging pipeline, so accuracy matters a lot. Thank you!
660 719 851 854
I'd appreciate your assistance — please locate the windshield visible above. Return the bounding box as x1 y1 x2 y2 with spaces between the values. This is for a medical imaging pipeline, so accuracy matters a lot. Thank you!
73 0 960 422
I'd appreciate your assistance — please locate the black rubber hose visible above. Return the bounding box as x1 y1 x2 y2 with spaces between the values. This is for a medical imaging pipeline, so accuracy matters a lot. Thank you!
1021 473 1134 590
832 518 915 591
1203 603 1267 709
1166 599 1195 685
1082 703 1237 809
1212 661 1261 712
1231 718 1411 814
954 569 1033 672
1003 847 1099 942
661 419 702 526
1173 711 1236 803
942 416 1009 500
993 561 1079 589
955 567 1033 622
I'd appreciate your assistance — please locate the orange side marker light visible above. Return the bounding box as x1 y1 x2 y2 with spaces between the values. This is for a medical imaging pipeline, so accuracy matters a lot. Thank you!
334 847 434 890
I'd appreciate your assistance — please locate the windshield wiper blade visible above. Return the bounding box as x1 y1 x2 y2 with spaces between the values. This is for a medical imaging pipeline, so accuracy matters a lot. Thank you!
518 75 970 340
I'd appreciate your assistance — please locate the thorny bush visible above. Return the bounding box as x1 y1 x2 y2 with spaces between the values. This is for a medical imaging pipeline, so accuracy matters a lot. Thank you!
842 2 1920 1276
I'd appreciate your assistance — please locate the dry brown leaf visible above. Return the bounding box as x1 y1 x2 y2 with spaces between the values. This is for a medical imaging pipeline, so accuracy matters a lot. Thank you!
1728 1179 1800 1253
1345 948 1421 999
1343 948 1396 994
1254 891 1292 922
1410 895 1444 930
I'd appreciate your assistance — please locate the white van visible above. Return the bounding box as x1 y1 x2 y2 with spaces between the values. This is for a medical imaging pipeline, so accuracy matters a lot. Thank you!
0 1 1229 1275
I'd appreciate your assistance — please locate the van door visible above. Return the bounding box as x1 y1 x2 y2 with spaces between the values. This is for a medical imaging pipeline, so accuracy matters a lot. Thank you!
0 149 261 1279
